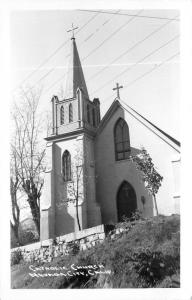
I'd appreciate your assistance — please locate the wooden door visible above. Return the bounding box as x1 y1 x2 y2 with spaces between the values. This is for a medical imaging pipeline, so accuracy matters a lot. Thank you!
117 181 137 222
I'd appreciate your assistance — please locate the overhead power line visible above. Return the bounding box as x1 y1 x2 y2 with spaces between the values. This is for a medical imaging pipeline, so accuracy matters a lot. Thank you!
78 9 180 21
90 34 179 96
103 52 179 104
82 10 143 61
88 14 179 82
43 10 143 96
12 11 102 93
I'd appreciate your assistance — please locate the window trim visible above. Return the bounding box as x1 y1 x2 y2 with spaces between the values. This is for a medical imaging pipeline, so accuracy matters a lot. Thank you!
60 105 64 125
62 150 71 182
87 104 90 124
114 118 130 161
69 103 73 123
92 108 96 127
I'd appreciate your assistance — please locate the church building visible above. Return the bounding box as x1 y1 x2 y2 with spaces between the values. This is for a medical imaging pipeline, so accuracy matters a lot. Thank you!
40 33 180 241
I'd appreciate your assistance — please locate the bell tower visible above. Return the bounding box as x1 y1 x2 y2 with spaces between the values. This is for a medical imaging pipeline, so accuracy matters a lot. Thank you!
40 27 102 241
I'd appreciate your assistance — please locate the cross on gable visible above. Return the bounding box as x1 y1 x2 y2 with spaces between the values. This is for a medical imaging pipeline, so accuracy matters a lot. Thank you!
67 23 79 39
113 83 123 99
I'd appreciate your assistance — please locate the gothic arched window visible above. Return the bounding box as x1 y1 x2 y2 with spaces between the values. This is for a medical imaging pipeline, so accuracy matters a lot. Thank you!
92 108 96 127
69 103 73 123
87 104 90 124
114 118 130 161
62 150 71 182
60 106 64 125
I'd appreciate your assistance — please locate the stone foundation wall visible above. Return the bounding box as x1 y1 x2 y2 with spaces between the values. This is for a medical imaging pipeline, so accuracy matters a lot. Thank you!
11 224 114 263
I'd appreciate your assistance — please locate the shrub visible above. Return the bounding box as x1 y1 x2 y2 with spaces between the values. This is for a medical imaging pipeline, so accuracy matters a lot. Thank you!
19 230 39 246
11 249 23 266
133 249 178 287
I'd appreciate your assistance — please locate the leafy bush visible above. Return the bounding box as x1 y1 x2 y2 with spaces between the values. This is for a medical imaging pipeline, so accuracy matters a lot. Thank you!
133 249 178 287
19 230 39 246
11 249 23 266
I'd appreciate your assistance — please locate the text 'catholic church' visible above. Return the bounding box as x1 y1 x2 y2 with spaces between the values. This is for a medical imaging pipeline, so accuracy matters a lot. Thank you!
40 32 180 241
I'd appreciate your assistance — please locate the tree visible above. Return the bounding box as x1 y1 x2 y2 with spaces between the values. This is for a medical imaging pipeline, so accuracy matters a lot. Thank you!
66 147 84 231
130 148 163 216
10 175 20 246
10 135 22 246
11 88 46 236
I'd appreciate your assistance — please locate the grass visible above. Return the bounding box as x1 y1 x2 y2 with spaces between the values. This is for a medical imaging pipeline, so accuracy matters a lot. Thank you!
11 214 180 289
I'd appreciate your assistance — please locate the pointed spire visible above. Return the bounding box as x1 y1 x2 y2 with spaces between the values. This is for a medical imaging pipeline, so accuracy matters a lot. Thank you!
64 34 89 100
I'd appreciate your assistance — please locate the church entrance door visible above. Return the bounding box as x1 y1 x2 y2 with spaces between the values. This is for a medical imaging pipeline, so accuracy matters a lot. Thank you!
117 181 137 222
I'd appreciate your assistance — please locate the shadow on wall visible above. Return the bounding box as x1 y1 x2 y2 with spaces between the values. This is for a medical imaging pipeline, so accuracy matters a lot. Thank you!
54 144 75 236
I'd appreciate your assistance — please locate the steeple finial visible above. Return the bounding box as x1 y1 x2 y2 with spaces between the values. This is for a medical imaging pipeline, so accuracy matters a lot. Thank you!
63 26 89 99
67 23 78 39
113 83 123 99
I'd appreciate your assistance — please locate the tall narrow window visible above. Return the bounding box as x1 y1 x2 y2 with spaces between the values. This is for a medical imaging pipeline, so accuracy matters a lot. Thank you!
60 106 64 125
62 150 71 182
87 104 90 124
69 103 73 123
92 108 96 127
114 118 130 161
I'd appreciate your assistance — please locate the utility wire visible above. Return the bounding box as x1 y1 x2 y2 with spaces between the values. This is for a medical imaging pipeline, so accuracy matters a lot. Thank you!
42 9 122 96
14 9 120 96
103 52 179 104
21 12 178 98
82 10 143 62
90 34 179 96
87 14 179 82
12 11 102 93
78 9 180 21
43 10 142 96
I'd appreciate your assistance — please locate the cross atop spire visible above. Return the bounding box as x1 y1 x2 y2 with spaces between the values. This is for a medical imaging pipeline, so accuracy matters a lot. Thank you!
67 23 78 39
63 28 89 99
113 83 123 99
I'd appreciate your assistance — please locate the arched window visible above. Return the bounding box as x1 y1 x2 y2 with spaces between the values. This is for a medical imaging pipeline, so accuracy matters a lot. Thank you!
114 118 130 161
92 108 96 127
69 103 73 123
62 150 71 182
60 106 64 125
87 104 90 124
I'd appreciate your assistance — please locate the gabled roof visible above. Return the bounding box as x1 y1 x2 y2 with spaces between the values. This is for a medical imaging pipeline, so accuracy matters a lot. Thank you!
64 37 89 100
97 99 180 153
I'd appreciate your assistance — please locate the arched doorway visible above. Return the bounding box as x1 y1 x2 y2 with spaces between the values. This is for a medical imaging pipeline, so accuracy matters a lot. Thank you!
117 181 137 222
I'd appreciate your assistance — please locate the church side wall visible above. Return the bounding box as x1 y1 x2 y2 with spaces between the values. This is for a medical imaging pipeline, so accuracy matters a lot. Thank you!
53 135 87 237
95 105 180 224
83 134 102 228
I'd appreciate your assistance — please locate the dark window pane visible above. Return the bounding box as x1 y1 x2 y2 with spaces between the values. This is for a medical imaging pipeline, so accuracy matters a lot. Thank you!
87 105 90 124
115 125 123 143
62 150 71 181
116 142 123 152
92 108 96 127
124 141 130 150
60 106 64 125
114 118 130 161
122 123 129 140
69 104 73 123
117 153 124 160
124 151 130 159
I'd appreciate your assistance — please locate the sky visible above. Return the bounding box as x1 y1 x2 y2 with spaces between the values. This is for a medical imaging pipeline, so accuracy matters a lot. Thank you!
11 9 180 140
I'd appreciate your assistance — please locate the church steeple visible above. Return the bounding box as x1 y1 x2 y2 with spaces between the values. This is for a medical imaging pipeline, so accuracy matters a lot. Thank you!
50 26 100 137
64 36 89 100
